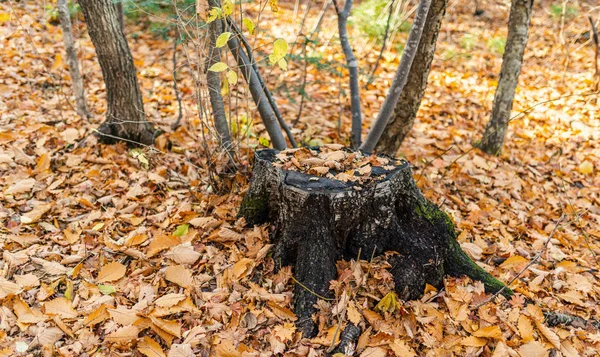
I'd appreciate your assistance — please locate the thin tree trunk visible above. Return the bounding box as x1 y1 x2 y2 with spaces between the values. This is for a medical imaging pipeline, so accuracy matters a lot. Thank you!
57 0 90 120
333 0 362 149
226 30 288 150
115 1 125 32
365 0 395 88
375 0 447 156
205 2 233 155
226 19 297 147
478 0 533 155
79 0 158 145
360 0 432 153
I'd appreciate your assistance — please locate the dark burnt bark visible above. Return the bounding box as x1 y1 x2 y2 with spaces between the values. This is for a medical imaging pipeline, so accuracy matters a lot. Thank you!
478 0 533 155
240 149 510 337
79 0 158 145
375 0 447 156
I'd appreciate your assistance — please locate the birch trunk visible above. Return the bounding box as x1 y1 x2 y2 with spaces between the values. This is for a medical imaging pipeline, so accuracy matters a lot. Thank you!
478 0 533 155
334 0 362 148
57 0 90 120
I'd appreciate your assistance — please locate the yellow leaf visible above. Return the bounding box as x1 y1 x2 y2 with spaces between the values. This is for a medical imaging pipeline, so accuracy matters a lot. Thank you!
269 0 279 12
221 75 229 95
472 325 503 340
83 304 109 326
51 54 63 71
207 7 220 23
216 32 231 48
138 336 166 357
0 13 11 23
499 255 528 269
96 262 127 283
222 0 233 16
346 301 362 325
226 70 238 85
269 38 288 65
375 291 401 313
578 161 593 175
518 315 534 342
243 18 255 35
208 62 228 72
277 58 287 70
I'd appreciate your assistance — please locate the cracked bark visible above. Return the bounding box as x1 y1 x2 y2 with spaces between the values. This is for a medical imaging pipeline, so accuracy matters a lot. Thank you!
79 0 158 145
240 149 510 337
375 0 447 156
478 0 533 155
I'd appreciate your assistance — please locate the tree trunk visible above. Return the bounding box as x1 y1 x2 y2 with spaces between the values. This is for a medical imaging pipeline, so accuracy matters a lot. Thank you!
205 8 233 155
360 0 432 153
57 0 90 120
478 0 533 155
375 0 447 156
79 0 158 145
240 149 510 337
334 0 362 148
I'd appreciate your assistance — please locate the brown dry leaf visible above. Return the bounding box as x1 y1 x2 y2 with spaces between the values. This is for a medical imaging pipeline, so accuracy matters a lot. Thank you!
108 306 142 325
154 293 187 307
164 243 201 265
499 255 529 270
43 297 78 319
363 309 392 334
150 316 182 338
4 178 36 195
472 325 503 340
31 327 63 348
0 277 21 299
534 320 561 349
96 262 127 283
347 301 362 325
20 202 51 223
518 341 548 357
168 343 194 357
147 234 181 258
165 265 194 288
491 341 510 357
13 298 44 324
138 335 166 357
213 339 241 357
360 347 387 357
31 257 68 276
388 339 417 357
461 336 488 347
105 325 140 344
83 304 110 326
518 315 534 341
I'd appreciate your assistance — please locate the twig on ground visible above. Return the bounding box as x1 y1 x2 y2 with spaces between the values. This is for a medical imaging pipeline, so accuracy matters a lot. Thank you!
474 213 565 309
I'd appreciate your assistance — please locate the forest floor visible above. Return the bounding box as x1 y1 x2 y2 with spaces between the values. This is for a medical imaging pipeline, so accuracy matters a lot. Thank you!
1 0 600 356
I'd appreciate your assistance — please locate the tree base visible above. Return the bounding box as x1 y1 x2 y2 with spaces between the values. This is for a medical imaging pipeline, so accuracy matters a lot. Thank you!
95 120 159 146
240 149 511 337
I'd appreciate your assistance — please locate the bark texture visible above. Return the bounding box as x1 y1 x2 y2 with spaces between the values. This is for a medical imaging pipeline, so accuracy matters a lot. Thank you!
79 0 158 145
240 149 510 337
478 0 533 155
375 0 447 156
58 0 90 119
334 0 362 148
360 0 432 153
205 4 233 154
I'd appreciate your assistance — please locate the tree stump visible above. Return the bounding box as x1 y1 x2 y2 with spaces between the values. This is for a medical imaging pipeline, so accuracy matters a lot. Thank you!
239 149 511 336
